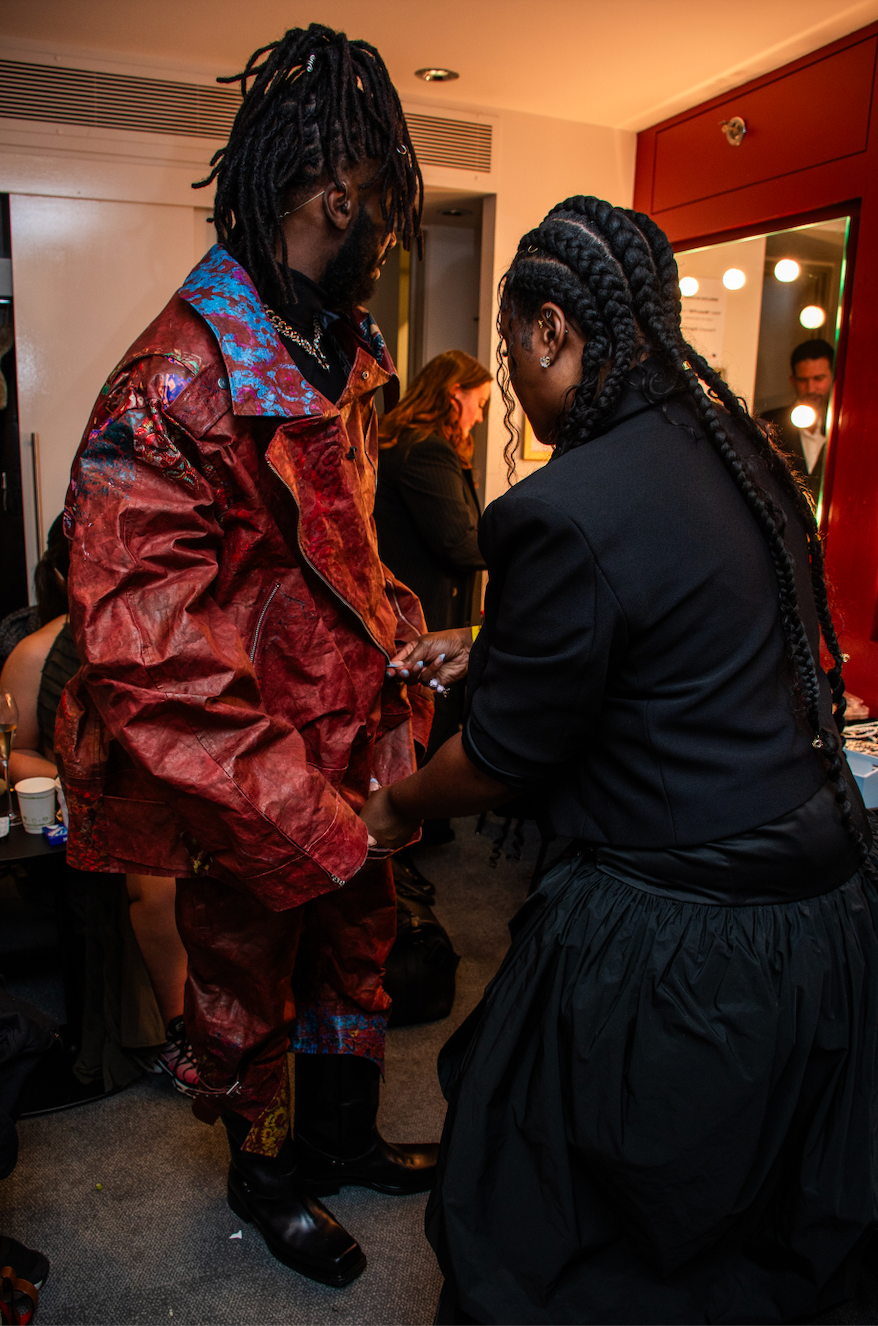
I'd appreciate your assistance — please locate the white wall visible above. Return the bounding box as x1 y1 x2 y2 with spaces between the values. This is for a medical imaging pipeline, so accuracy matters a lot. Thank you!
11 194 200 547
422 224 481 363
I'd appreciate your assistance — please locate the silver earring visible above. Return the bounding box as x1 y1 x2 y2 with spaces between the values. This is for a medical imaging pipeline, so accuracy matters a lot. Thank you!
539 355 551 368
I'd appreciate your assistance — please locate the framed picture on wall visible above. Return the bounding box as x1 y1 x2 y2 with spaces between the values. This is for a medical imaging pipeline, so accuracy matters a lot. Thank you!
522 417 553 463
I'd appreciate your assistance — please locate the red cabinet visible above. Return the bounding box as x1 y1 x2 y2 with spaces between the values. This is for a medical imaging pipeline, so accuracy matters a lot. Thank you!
650 38 876 213
636 23 878 711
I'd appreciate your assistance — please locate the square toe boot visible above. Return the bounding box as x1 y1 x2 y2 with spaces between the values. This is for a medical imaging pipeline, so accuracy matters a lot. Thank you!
224 1112 366 1287
294 1053 439 1196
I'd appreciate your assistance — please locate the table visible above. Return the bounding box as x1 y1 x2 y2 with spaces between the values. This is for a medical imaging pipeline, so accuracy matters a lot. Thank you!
0 824 108 1113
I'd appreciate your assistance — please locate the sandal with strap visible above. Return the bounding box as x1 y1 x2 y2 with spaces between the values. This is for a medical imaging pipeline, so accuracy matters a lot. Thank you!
1 1267 39 1326
157 1017 201 1097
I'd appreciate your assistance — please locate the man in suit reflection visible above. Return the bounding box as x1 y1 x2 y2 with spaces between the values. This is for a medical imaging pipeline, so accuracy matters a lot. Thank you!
761 338 869 719
761 338 834 503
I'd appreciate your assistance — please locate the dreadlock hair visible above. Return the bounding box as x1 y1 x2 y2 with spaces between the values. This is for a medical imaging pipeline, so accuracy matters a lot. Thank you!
498 195 867 864
35 513 69 626
194 24 423 305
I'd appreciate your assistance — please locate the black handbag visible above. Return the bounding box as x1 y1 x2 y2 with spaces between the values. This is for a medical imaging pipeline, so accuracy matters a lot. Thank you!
385 862 460 1027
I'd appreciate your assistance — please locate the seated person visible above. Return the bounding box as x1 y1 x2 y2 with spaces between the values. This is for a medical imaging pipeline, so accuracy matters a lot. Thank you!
0 518 196 1093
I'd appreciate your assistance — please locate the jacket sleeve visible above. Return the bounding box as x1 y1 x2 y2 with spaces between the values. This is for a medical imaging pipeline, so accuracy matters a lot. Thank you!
462 491 623 788
64 361 368 908
394 438 486 573
372 569 434 783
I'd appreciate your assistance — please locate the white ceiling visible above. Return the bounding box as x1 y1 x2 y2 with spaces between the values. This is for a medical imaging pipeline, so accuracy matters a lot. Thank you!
3 0 878 131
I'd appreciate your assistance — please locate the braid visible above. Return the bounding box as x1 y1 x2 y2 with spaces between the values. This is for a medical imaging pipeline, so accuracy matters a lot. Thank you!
500 196 867 864
193 24 423 304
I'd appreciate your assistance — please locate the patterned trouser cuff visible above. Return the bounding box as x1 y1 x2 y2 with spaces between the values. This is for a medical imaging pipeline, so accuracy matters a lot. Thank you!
290 1004 387 1073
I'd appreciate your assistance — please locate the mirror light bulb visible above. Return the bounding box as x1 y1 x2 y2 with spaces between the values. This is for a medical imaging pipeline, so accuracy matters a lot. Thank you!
679 276 699 297
774 259 800 282
799 305 826 328
791 404 817 429
722 268 746 290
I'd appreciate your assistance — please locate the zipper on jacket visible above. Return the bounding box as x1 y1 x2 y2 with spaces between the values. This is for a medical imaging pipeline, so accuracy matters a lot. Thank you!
266 457 390 660
250 582 280 662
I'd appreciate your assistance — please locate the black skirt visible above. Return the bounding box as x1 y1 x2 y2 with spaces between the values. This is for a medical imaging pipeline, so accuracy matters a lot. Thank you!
426 831 878 1324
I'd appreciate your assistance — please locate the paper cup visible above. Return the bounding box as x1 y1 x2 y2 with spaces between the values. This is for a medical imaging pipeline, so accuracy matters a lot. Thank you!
14 776 58 835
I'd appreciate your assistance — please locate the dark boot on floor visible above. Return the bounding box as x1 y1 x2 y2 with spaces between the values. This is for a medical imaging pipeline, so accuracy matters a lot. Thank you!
224 1111 366 1287
294 1053 439 1196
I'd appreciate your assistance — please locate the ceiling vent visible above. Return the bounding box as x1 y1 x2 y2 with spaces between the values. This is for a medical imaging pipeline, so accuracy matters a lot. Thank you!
0 59 239 139
0 60 492 171
406 113 491 173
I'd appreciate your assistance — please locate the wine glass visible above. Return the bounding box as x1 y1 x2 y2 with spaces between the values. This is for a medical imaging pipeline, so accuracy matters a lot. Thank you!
0 691 20 826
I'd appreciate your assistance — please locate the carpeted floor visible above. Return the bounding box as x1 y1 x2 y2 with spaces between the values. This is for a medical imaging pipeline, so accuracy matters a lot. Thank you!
4 816 878 1325
1 815 537 1326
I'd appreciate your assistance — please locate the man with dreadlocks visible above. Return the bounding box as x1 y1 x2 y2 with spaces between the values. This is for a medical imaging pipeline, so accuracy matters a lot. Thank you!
366 197 878 1322
56 24 444 1288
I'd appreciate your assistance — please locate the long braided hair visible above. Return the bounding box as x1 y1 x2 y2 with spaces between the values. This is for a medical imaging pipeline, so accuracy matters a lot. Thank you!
194 24 423 305
499 196 866 861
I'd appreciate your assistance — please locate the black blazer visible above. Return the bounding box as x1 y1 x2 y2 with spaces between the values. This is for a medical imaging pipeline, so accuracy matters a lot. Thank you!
463 381 849 847
375 429 485 632
761 404 825 502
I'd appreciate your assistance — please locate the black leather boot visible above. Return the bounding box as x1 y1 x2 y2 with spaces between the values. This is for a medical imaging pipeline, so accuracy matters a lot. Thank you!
294 1053 439 1196
224 1112 366 1287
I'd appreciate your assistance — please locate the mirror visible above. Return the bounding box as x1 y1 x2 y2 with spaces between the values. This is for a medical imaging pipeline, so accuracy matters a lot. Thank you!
676 215 851 518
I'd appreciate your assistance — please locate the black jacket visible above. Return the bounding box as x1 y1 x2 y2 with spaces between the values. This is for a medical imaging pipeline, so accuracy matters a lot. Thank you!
464 381 850 847
375 429 484 632
761 404 825 502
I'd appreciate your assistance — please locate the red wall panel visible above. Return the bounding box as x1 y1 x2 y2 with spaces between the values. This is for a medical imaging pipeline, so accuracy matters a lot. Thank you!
635 22 878 711
651 38 876 213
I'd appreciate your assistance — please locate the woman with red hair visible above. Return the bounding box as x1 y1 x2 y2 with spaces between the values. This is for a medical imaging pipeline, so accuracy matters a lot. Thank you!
376 351 490 843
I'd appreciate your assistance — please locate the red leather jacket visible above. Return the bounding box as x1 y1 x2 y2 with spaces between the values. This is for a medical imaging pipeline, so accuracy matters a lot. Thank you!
56 246 431 909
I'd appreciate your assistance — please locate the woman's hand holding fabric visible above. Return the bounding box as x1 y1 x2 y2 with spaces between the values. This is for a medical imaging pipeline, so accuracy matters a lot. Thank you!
386 626 474 691
360 734 513 850
360 785 423 851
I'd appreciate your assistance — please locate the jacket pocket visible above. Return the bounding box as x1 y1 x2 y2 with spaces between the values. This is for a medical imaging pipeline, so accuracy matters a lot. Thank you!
101 796 191 874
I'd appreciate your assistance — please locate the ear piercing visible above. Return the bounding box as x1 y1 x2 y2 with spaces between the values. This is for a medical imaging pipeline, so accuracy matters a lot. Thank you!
540 356 552 368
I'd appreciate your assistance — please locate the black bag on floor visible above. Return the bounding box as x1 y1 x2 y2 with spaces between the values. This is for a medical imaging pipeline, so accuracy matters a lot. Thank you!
385 879 460 1028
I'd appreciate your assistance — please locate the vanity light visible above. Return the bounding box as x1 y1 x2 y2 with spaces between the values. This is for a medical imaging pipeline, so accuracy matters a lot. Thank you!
791 404 818 428
679 277 699 297
415 67 459 82
722 268 746 290
774 259 800 282
799 305 826 328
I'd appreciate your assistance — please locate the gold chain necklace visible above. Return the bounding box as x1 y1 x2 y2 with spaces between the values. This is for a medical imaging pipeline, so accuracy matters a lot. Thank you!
265 308 331 373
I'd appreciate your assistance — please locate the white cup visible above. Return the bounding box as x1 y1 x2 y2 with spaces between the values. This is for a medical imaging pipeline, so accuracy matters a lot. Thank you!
14 776 58 835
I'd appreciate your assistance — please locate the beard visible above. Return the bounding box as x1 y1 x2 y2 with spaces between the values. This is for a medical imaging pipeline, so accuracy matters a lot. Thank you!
321 206 384 311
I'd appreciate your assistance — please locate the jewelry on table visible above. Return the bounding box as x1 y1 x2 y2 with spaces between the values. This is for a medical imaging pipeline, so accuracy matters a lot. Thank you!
265 309 331 373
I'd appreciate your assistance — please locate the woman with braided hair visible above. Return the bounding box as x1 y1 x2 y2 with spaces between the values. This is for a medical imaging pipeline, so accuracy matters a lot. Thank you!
363 198 878 1322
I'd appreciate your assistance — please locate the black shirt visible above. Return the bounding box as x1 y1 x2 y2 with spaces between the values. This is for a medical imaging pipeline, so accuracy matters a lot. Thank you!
274 270 350 404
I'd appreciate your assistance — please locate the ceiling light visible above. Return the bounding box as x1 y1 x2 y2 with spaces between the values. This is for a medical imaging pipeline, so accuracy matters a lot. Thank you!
679 276 699 297
722 268 746 290
774 259 800 282
799 304 826 328
791 404 817 428
415 67 459 82
440 208 473 217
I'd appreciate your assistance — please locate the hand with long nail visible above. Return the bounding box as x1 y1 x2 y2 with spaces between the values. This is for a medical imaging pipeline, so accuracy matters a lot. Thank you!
385 626 476 691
